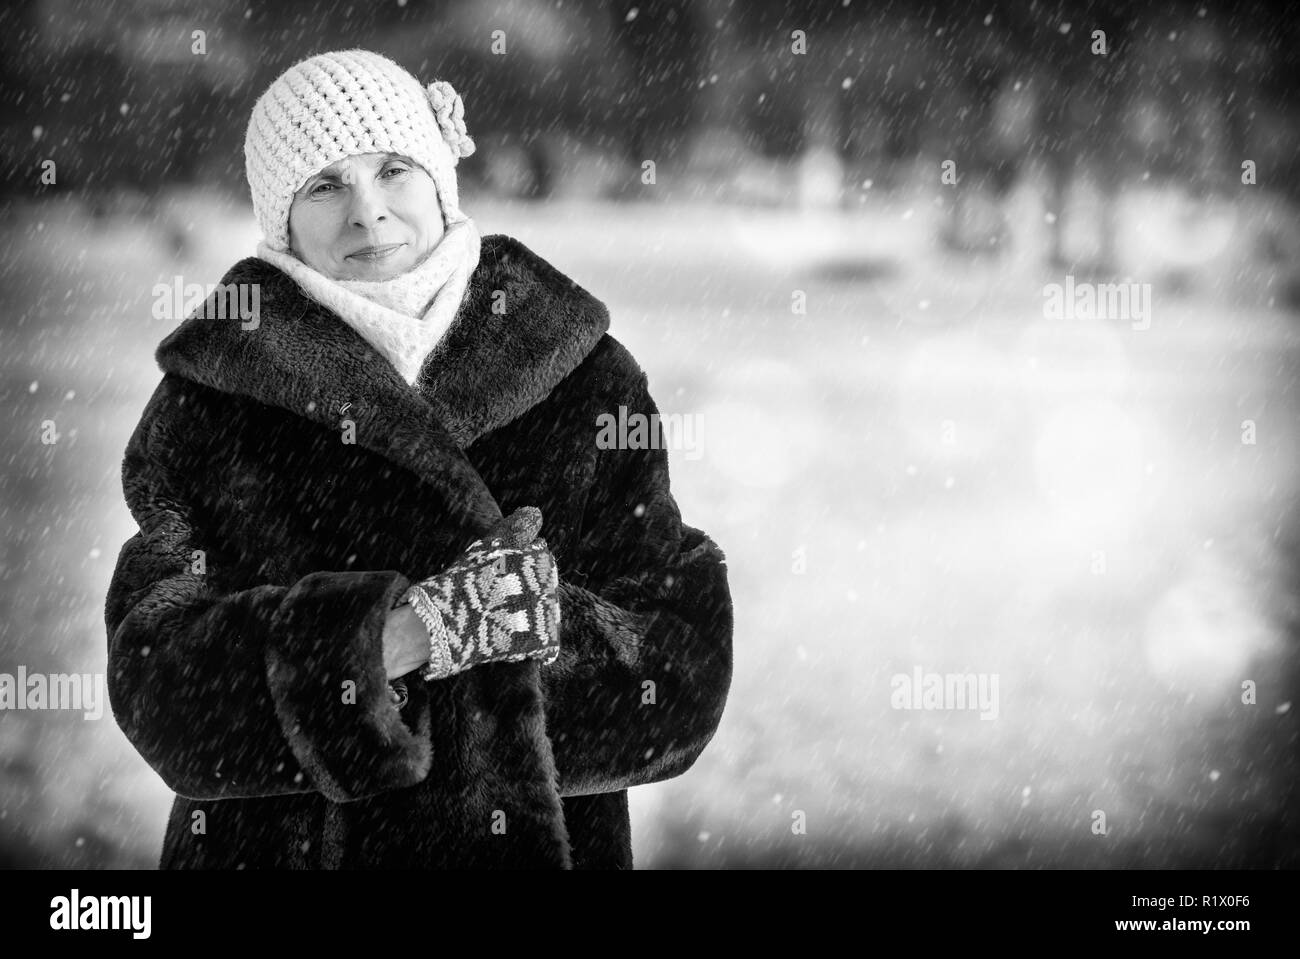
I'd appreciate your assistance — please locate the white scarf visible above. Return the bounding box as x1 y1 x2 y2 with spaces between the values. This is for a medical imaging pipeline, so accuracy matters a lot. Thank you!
256 217 483 386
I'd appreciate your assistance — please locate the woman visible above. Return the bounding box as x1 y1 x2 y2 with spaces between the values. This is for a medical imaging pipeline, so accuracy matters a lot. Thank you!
104 50 733 869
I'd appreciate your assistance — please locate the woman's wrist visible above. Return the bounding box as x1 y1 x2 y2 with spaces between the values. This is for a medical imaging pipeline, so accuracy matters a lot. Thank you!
406 584 454 681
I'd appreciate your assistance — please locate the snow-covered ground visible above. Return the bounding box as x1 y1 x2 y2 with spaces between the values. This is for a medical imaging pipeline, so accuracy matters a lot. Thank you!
1 181 1297 867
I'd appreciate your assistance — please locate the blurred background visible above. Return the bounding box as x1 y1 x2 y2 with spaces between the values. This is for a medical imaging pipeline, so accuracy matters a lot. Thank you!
1 0 1298 868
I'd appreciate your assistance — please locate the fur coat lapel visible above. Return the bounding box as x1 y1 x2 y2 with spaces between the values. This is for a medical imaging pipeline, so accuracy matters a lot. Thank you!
154 234 610 537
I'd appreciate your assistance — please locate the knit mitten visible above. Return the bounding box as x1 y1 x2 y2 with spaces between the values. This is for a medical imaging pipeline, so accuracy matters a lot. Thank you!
399 506 561 682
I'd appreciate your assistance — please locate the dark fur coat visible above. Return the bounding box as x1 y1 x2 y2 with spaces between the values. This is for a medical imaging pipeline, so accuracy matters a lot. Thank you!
104 234 734 869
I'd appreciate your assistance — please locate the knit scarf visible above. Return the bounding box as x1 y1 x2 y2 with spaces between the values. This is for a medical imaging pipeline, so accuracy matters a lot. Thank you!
255 217 483 386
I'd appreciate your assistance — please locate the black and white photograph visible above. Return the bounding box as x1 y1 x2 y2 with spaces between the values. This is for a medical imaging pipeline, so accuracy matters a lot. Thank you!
0 0 1297 935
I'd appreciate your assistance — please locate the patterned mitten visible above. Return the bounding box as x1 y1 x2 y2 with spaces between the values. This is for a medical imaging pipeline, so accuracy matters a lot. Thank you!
399 506 561 682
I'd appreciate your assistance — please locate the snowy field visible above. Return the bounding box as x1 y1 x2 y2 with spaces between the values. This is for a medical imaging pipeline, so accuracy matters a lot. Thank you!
1 181 1297 867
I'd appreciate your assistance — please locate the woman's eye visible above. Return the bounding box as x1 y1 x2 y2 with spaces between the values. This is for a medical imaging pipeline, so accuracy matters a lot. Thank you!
310 182 337 196
383 165 410 178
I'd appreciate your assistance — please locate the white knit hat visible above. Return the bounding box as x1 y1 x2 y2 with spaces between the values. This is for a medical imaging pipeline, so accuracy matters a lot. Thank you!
244 49 476 253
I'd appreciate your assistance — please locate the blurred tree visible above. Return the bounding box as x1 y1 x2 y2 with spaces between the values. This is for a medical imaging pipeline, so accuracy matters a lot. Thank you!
957 1 1137 272
1 1 47 198
604 0 707 200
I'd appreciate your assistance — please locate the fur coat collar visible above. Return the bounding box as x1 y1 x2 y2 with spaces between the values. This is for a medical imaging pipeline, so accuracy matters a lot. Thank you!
156 233 611 538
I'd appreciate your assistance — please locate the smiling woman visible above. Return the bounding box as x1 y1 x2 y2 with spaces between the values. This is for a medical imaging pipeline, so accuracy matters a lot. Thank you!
246 53 483 386
288 153 447 281
104 47 734 872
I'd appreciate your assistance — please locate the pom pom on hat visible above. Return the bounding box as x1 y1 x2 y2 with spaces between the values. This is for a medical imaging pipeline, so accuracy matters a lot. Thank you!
245 49 474 253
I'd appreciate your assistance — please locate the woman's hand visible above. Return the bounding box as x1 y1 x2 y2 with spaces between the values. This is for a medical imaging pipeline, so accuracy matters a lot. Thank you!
382 508 549 681
401 507 561 682
382 603 431 680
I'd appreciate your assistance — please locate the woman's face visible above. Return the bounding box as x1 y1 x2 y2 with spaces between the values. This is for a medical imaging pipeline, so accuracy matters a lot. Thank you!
288 152 445 281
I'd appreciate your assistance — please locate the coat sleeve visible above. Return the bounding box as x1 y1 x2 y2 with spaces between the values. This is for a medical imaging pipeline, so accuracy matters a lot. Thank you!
104 379 432 804
540 358 733 797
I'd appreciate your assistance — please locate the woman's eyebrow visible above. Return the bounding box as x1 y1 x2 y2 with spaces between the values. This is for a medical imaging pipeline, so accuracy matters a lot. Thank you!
297 156 409 193
299 171 340 191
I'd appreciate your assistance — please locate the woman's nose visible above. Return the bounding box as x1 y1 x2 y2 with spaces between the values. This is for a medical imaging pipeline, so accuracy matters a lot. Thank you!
347 182 388 229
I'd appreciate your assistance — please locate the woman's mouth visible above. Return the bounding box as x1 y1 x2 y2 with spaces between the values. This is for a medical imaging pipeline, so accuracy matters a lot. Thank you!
347 243 405 261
